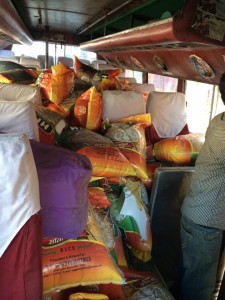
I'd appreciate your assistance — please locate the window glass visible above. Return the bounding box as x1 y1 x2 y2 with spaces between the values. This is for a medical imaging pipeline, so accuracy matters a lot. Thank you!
12 42 96 63
148 73 178 92
185 80 224 134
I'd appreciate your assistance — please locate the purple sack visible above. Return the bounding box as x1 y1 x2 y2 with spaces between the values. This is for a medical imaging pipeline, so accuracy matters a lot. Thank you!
30 140 92 238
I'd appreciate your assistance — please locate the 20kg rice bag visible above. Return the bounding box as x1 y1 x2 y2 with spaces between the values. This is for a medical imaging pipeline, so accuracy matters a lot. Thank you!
36 104 67 145
104 121 149 180
38 63 74 104
42 205 124 294
153 133 205 165
77 145 136 178
74 87 102 131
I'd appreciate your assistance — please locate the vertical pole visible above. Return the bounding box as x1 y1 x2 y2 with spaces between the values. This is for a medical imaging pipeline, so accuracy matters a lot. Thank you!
45 26 49 69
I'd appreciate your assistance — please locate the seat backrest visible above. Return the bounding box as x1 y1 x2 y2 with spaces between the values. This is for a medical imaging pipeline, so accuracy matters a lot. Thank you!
131 82 155 94
91 59 107 69
57 56 73 68
19 56 41 69
148 167 194 290
146 91 189 144
118 76 137 83
0 56 19 63
37 55 54 69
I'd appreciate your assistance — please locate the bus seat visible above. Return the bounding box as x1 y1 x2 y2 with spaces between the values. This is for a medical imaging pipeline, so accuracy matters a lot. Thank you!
37 55 54 69
79 58 90 65
0 50 15 57
95 63 116 70
19 56 41 69
0 56 19 63
131 82 155 94
57 56 73 68
91 59 107 69
148 166 194 293
118 76 137 83
146 91 189 145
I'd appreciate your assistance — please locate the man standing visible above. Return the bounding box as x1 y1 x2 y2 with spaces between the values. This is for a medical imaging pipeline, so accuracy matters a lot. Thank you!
179 72 225 300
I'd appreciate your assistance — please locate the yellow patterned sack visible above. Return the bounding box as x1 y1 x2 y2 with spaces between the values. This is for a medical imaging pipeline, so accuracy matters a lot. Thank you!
38 63 74 104
74 87 102 131
42 206 124 294
153 133 205 165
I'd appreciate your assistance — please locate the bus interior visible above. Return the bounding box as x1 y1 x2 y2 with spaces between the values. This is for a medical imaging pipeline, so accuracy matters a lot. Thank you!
1 0 225 299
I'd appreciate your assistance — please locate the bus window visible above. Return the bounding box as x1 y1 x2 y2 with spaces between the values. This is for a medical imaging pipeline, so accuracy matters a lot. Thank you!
185 80 224 134
12 42 97 66
148 73 178 92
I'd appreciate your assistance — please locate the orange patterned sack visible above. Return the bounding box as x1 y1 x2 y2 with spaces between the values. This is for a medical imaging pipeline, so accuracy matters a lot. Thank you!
77 145 136 178
74 56 123 86
38 63 74 104
153 133 205 165
42 206 124 294
74 87 102 131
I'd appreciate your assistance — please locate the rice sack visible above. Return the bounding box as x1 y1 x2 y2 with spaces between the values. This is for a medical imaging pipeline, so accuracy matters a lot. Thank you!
36 104 67 145
153 133 205 165
103 117 150 180
77 145 136 178
74 87 102 131
38 62 74 104
42 205 124 294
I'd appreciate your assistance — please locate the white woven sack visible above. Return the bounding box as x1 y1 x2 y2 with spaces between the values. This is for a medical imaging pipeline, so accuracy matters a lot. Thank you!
0 83 42 140
0 134 40 257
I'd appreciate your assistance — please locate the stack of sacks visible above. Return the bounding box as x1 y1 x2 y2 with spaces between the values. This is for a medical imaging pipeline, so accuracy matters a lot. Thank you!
0 78 98 299
25 57 175 299
54 61 173 298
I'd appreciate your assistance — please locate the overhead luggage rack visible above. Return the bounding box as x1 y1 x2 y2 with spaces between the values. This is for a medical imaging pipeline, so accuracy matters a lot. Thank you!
80 0 225 85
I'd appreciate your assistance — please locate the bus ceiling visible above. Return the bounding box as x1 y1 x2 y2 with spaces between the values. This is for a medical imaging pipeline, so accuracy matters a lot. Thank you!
1 0 225 85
